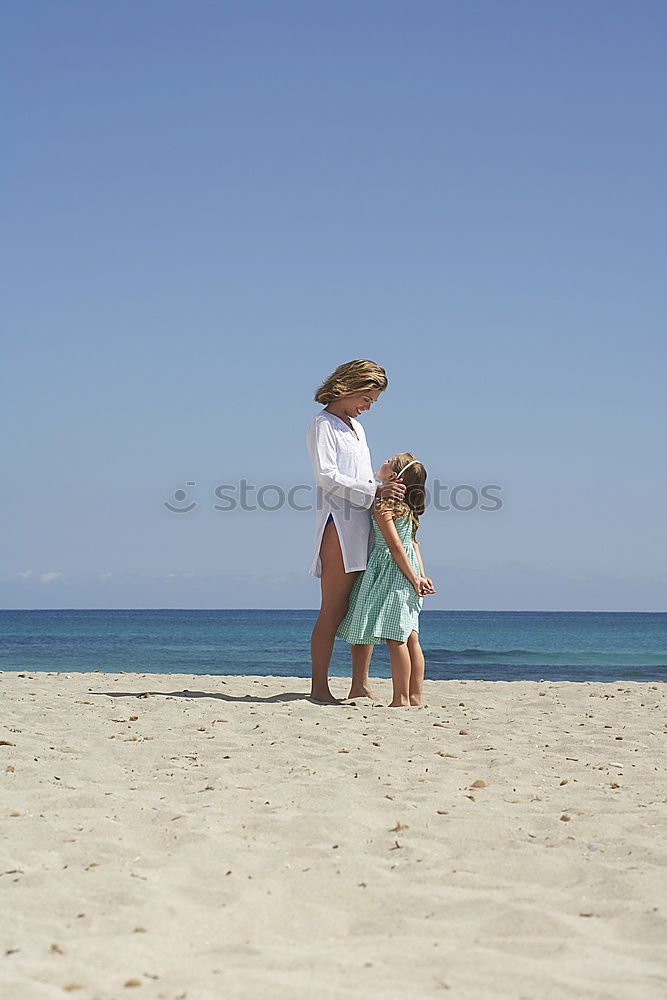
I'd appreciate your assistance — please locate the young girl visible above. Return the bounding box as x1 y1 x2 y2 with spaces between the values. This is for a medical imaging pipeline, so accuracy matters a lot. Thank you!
336 453 435 707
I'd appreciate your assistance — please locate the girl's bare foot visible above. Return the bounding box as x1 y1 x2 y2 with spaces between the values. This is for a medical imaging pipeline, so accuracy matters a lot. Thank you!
347 684 379 700
388 696 411 707
410 695 426 707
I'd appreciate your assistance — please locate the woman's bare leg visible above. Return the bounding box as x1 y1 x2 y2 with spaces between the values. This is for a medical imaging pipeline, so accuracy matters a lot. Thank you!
407 631 425 706
310 519 361 703
386 638 411 707
348 644 378 699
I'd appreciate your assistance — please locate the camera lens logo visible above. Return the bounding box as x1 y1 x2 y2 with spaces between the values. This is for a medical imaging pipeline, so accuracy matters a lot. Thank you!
163 482 198 513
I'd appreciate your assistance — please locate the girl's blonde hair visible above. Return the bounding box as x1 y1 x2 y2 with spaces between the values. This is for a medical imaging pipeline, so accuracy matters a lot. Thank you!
391 452 427 539
314 360 388 404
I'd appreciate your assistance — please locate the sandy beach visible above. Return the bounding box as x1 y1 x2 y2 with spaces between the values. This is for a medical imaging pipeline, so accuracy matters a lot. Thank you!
1 671 665 999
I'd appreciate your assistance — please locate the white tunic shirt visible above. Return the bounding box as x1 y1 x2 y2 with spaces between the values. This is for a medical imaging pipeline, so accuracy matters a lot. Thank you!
306 410 377 577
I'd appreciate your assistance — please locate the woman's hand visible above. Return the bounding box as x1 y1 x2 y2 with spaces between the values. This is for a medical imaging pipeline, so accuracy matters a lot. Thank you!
418 576 436 596
411 575 424 595
376 481 406 502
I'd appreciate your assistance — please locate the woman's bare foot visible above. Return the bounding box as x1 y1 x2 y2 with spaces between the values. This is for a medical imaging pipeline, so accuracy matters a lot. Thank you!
388 696 411 707
309 687 341 705
410 695 426 707
347 684 379 700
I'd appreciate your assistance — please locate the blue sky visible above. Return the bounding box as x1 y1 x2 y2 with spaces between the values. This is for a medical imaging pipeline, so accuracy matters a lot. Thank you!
3 1 666 610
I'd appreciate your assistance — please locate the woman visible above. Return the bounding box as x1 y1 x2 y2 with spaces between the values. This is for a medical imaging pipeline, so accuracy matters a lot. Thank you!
306 359 406 703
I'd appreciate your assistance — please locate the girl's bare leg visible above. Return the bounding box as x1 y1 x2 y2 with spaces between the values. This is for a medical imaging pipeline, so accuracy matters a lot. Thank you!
407 630 425 706
386 638 411 706
310 520 361 703
348 644 378 699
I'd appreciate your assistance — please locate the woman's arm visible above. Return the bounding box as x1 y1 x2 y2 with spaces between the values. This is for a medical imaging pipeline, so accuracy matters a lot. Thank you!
306 419 376 508
373 506 421 594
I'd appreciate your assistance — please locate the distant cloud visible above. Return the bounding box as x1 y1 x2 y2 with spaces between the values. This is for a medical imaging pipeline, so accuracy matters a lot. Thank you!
98 572 113 580
18 570 32 579
40 571 63 584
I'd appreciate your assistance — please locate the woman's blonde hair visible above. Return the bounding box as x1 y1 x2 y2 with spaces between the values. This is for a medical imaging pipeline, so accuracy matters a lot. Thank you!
391 452 427 539
314 360 388 404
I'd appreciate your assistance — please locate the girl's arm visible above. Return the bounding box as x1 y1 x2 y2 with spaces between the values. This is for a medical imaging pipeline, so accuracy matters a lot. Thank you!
413 540 436 595
413 540 426 576
373 505 421 594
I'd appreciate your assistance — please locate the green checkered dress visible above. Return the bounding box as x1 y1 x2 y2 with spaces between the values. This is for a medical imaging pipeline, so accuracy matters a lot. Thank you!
336 505 423 645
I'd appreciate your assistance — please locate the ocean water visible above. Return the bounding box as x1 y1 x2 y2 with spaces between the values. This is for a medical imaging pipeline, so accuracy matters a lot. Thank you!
0 610 665 682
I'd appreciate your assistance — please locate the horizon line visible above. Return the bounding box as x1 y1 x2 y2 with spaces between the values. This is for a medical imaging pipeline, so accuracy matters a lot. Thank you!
1 608 665 615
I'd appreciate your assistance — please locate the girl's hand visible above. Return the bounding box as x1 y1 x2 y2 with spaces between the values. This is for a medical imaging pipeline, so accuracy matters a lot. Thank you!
411 575 423 596
418 576 436 596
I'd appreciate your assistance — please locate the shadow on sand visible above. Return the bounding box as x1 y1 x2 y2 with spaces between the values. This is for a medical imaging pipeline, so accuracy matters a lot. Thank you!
86 686 344 705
